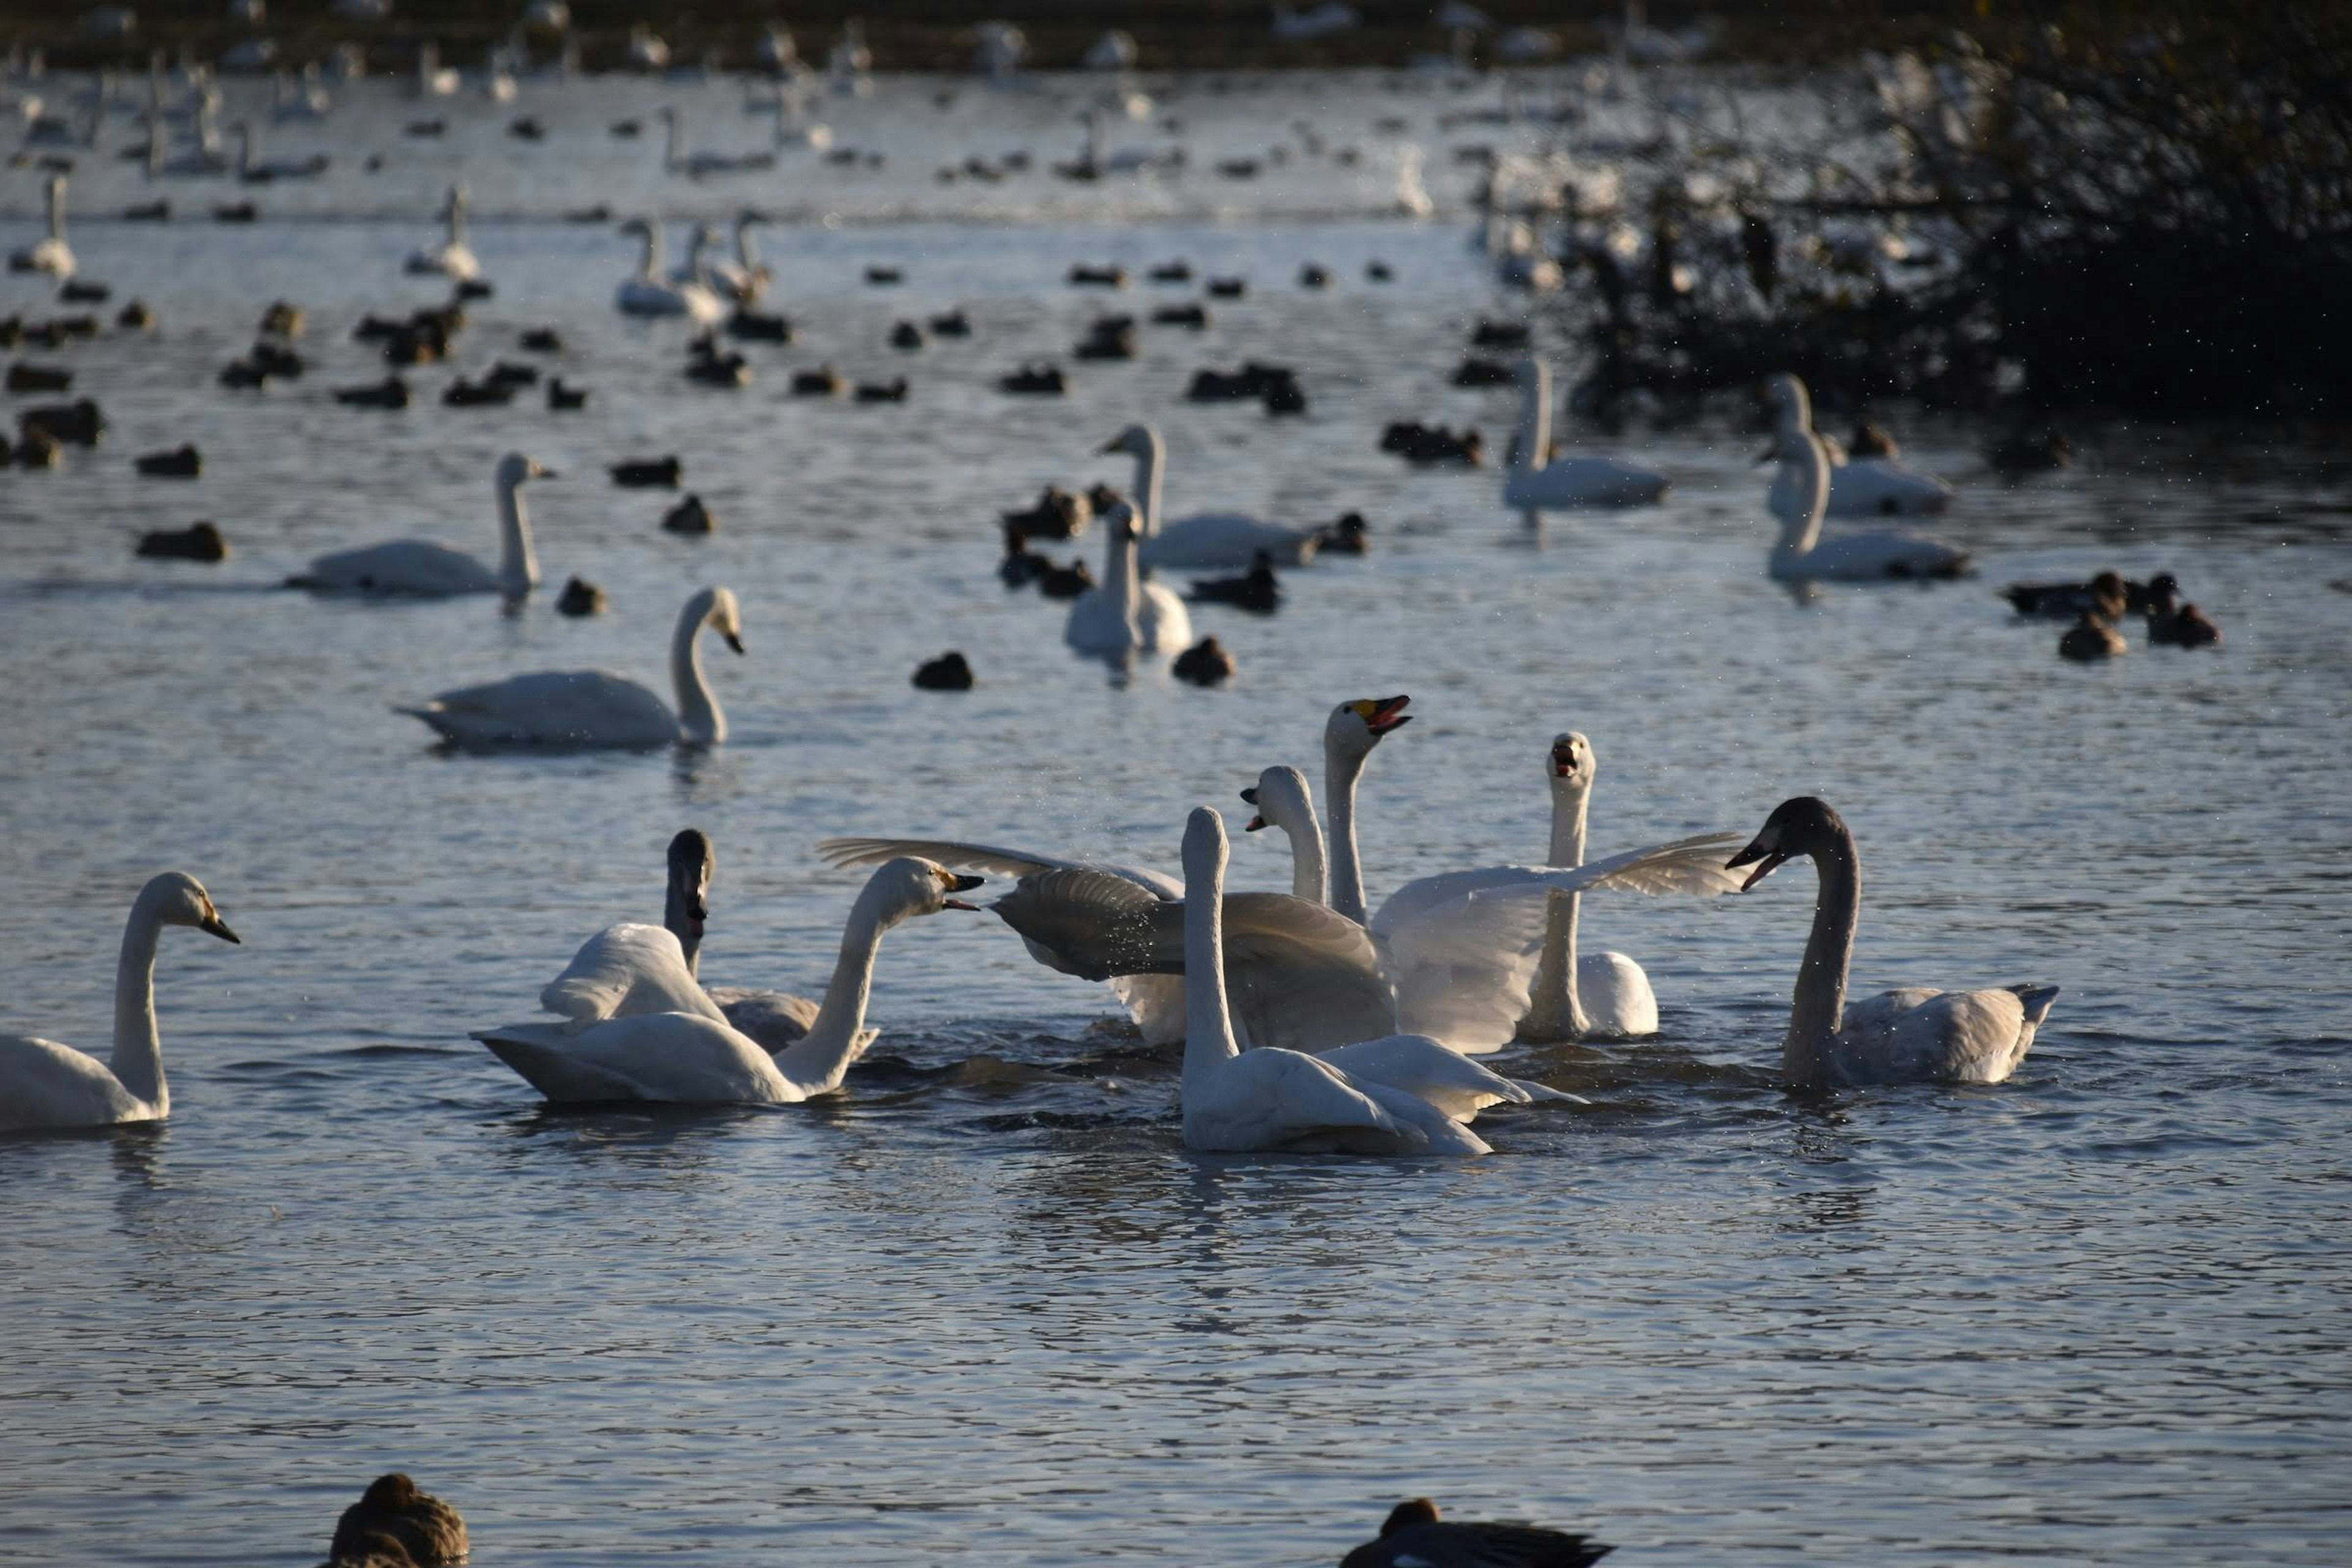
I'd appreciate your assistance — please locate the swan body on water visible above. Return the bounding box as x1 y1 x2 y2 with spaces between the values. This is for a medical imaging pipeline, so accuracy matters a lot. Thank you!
293 452 551 597
1100 424 1323 569
473 859 982 1104
404 585 746 748
616 218 724 322
0 873 238 1133
1768 415 1969 582
1502 356 1669 521
1175 808 1489 1155
403 182 479 281
1727 797 2059 1088
1765 371 1954 518
1065 499 1193 655
1515 731 1661 1040
7 173 74 276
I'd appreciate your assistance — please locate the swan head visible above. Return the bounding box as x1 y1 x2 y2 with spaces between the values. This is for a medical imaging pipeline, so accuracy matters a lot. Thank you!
695 586 747 655
1324 695 1412 763
1762 371 1810 428
1096 423 1158 459
138 871 239 944
736 208 769 230
864 858 985 924
1727 796 1845 891
1100 497 1142 544
1182 805 1227 880
496 451 556 489
666 827 714 925
1547 730 1595 797
1238 764 1313 835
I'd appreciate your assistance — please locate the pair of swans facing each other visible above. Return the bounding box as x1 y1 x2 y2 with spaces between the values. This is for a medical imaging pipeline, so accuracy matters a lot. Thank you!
402 586 745 749
475 856 984 1105
0 874 238 1133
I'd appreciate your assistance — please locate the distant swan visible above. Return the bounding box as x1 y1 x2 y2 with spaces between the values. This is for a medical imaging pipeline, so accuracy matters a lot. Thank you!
403 182 480 281
1727 797 2060 1088
706 209 772 303
1099 423 1323 570
472 859 983 1103
1764 372 1953 517
1767 417 1969 582
1502 356 1670 522
7 174 75 277
615 218 724 323
1065 497 1193 655
0 873 238 1132
403 584 746 748
292 451 552 598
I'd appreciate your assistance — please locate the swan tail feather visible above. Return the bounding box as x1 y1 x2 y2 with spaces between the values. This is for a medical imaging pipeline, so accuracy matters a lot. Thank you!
473 1027 646 1102
2010 983 2060 1026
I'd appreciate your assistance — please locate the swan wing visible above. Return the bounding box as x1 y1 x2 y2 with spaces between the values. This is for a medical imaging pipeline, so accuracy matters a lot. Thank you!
1141 514 1318 569
1185 1046 1417 1153
1828 457 1953 516
1137 583 1193 652
1317 1032 1586 1121
405 671 678 747
1108 973 1186 1044
1576 949 1659 1038
541 922 723 1028
295 540 497 596
819 838 1181 899
1796 529 1970 579
1507 455 1670 508
0 1035 145 1130
1838 985 2050 1085
987 868 1166 979
473 1012 797 1103
707 986 831 1053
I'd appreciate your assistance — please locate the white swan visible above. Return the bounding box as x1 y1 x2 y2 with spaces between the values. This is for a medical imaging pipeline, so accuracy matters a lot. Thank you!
7 173 74 277
615 218 724 323
473 859 983 1104
142 106 230 177
1727 797 2060 1087
1065 499 1193 656
1175 807 1490 1155
0 873 239 1133
1515 732 1660 1040
706 209 772 303
403 585 746 749
656 828 875 1054
292 452 551 598
1768 414 1970 582
1099 424 1324 570
403 183 480 281
1501 356 1670 522
660 105 777 178
1764 372 1953 518
769 85 832 150
412 40 461 97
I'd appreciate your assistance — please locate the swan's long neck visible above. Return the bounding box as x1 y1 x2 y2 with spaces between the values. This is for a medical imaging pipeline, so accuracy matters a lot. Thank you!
1524 782 1594 1039
1280 799 1328 904
1182 831 1241 1087
1128 431 1166 537
636 225 661 282
47 179 66 240
145 114 164 175
445 191 466 246
671 597 725 745
238 123 256 174
109 892 170 1115
1785 829 1860 1090
494 475 537 596
1515 360 1550 478
774 881 897 1094
1106 524 1141 632
736 219 759 270
663 881 701 976
1324 741 1371 925
1773 430 1830 560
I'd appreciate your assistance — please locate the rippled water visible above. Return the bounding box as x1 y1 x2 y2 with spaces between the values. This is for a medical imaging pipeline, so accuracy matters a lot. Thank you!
3 69 2350 1567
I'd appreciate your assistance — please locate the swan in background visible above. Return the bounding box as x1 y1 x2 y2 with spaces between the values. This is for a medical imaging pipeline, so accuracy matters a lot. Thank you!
234 120 329 181
1502 356 1670 522
272 62 330 120
1065 498 1193 655
660 105 776 178
412 39 460 97
473 859 983 1104
141 106 228 176
1099 425 1324 570
1768 414 1969 581
1727 796 2060 1088
665 223 723 288
1240 765 1327 902
616 218 724 322
0 873 239 1132
707 209 772 303
291 451 551 597
1174 808 1489 1155
1516 731 1663 1040
7 174 73 277
657 828 875 1054
403 183 480 281
769 83 832 149
1765 372 1953 517
403 584 746 748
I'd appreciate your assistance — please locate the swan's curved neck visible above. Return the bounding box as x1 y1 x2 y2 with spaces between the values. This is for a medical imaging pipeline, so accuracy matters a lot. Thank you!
1774 432 1830 560
1515 361 1550 478
774 881 898 1094
110 893 170 1115
47 181 66 239
1324 741 1371 925
446 193 466 244
1785 828 1859 1090
671 599 725 745
635 225 660 281
663 883 702 978
1106 524 1140 630
1128 432 1166 537
736 219 760 268
1278 799 1328 905
494 475 537 597
1182 839 1240 1082
1524 782 1594 1039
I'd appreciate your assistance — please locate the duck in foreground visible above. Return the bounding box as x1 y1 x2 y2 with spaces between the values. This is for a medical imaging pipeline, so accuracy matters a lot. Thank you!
0 873 238 1133
1341 1498 1613 1568
472 859 982 1104
291 452 552 597
326 1474 466 1566
403 585 744 748
1727 797 2058 1088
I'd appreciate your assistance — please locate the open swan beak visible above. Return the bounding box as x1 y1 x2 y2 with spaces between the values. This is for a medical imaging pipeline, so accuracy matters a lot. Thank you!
943 872 984 911
1725 834 1789 892
1238 785 1266 831
1349 694 1412 736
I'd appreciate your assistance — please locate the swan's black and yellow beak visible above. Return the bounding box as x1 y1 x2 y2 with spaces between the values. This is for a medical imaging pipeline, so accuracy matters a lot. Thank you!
1349 694 1412 736
200 912 241 944
1238 785 1266 831
942 872 984 911
1725 831 1789 892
